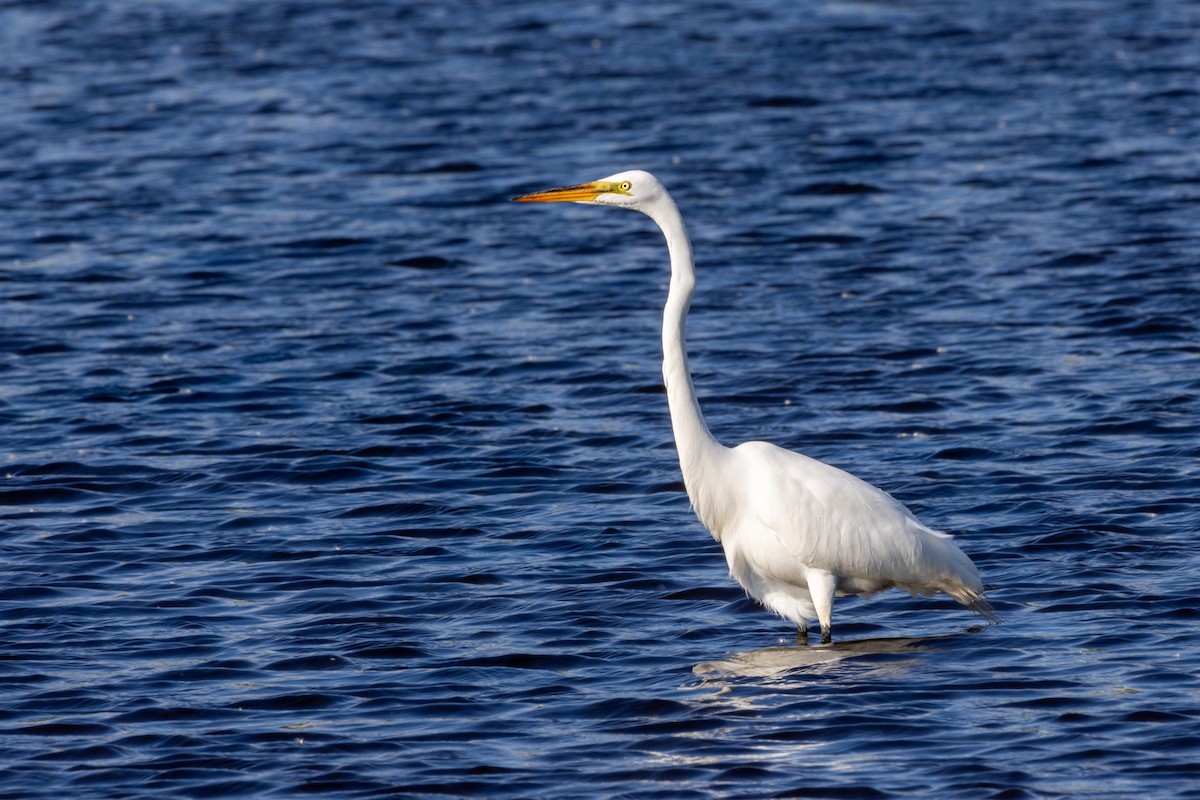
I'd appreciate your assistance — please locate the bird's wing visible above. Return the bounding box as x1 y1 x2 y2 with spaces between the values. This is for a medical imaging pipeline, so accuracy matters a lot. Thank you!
733 441 981 593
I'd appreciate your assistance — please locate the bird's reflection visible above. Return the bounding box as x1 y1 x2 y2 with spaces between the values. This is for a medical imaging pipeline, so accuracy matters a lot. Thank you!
693 633 963 680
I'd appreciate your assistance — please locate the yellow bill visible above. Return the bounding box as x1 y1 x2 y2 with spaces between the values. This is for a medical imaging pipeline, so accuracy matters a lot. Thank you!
512 181 622 204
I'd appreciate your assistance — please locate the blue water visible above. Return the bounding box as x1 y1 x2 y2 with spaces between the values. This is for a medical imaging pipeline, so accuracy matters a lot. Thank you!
2 1 1199 797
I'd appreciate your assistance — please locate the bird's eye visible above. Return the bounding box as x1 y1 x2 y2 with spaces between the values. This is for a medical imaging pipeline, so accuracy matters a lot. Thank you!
619 181 632 192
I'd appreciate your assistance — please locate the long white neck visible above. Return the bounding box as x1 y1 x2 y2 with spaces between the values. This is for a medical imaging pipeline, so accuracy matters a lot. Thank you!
646 197 726 489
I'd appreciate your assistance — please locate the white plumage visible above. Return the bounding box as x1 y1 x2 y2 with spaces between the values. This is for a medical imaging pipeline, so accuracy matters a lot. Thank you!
515 170 998 643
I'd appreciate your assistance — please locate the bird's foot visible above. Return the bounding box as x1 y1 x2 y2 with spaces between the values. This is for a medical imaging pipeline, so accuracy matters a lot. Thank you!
795 625 808 646
820 625 831 645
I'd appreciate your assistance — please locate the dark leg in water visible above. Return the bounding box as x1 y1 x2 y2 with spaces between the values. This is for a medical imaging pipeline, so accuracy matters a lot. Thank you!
796 624 807 645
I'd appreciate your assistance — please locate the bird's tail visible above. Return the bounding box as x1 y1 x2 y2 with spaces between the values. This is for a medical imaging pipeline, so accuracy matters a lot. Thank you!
945 583 1002 624
967 595 1002 624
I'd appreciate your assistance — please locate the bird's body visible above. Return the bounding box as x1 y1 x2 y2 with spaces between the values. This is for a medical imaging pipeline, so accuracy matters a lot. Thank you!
515 170 997 643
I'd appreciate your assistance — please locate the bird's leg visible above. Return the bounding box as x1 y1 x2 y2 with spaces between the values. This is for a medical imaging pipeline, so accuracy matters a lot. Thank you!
806 568 838 645
795 623 808 646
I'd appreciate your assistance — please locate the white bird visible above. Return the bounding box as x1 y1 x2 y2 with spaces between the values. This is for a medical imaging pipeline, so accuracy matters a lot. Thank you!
514 170 998 644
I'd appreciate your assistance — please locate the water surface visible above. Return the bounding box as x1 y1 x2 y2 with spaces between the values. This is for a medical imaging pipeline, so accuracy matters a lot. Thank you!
2 1 1199 797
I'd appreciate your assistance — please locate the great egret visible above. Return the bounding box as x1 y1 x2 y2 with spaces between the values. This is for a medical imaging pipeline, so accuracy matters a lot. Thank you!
514 170 998 644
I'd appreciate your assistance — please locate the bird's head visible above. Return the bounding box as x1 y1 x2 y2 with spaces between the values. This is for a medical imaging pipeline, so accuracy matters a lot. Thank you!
512 169 666 213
